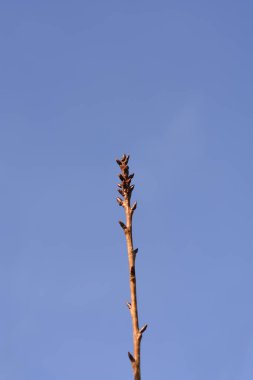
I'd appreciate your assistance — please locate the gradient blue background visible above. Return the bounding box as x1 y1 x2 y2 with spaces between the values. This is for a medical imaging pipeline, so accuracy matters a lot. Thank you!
0 1 252 379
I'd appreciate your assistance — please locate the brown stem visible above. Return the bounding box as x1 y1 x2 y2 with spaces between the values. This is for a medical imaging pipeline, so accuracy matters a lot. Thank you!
116 154 147 380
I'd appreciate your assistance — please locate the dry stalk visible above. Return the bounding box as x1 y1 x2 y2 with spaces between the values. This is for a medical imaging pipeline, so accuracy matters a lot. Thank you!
116 154 147 380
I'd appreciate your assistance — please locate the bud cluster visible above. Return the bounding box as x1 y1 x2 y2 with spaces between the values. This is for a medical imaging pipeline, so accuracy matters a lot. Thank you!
116 154 135 205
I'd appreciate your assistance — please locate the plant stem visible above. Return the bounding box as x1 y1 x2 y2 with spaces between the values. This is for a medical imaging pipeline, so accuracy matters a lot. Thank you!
116 154 147 380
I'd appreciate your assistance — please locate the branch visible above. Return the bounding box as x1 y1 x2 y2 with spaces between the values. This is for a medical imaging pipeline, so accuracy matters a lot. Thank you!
116 154 147 380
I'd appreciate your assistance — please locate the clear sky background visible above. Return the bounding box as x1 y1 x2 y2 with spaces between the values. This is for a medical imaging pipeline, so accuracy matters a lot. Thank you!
0 1 252 379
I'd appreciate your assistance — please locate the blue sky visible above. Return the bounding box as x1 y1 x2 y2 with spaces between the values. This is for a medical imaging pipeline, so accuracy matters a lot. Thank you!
0 1 252 379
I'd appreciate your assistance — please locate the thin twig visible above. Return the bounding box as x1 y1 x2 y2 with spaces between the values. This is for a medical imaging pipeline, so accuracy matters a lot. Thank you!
116 154 147 380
